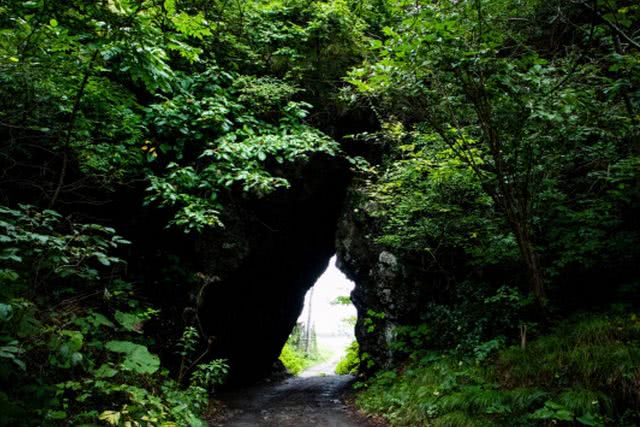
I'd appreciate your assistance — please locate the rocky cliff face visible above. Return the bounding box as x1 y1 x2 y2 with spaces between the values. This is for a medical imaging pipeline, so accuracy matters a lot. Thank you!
335 182 445 374
86 151 353 384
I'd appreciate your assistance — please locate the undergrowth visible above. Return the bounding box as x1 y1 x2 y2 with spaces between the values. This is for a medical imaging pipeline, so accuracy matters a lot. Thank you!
0 205 228 426
355 313 640 426
278 342 327 375
336 340 360 375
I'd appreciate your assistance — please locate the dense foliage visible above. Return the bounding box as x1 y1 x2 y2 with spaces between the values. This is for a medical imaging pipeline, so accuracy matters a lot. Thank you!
0 0 638 425
347 0 639 304
334 340 359 375
0 0 351 230
343 0 640 425
0 0 364 424
356 313 640 426
0 204 226 425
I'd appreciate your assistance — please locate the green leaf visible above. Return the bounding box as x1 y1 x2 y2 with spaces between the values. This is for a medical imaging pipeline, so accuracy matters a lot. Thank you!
47 410 67 420
0 303 13 321
115 311 143 333
60 330 84 354
106 340 160 374
94 363 118 378
91 312 115 329
164 0 176 15
530 401 575 421
12 357 26 370
577 414 605 427
71 352 83 366
95 252 111 266
99 410 121 426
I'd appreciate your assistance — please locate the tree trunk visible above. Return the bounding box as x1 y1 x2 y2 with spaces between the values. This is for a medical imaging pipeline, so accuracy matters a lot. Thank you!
304 287 314 354
512 220 546 305
49 49 99 208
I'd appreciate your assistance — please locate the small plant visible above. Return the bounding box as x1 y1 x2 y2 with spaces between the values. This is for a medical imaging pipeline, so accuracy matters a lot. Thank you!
364 309 386 333
191 359 230 392
177 326 201 383
335 341 360 375
279 342 317 375
278 328 326 375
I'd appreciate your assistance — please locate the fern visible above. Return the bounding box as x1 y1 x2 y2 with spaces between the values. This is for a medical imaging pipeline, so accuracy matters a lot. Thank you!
432 411 493 427
557 389 612 418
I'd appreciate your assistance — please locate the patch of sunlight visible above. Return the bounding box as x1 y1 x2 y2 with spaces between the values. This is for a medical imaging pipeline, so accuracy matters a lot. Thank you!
297 255 357 376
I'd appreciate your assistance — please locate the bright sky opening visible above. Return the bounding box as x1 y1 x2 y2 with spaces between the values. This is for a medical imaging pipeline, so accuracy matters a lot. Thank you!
297 255 357 338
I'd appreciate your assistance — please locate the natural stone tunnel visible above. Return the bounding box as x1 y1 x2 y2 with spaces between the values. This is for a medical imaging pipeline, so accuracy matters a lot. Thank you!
112 144 423 383
97 109 392 384
183 153 430 382
196 153 352 381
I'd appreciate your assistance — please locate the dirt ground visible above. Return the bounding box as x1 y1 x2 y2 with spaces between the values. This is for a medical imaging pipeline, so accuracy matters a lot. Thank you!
211 374 385 427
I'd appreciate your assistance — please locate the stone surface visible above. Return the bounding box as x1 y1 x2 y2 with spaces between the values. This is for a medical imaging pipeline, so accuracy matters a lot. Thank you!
335 183 441 373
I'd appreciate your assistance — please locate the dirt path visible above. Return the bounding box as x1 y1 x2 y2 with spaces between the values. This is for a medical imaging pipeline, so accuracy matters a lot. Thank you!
213 374 380 427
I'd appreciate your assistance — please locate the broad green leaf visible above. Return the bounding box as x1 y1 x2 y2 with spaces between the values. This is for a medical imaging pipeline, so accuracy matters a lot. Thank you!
577 414 605 427
115 311 142 333
94 363 118 378
106 340 160 374
0 303 13 321
99 410 121 426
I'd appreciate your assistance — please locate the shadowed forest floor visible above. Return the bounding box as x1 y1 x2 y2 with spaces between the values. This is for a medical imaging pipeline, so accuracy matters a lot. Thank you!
213 374 382 427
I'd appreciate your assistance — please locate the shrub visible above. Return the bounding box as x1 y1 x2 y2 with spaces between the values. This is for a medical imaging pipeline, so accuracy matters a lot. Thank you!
278 342 322 375
335 341 360 375
0 205 214 426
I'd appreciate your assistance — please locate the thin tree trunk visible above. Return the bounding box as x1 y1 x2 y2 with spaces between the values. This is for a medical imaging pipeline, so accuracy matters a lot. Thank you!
49 49 99 208
512 220 546 304
305 287 314 354
436 70 548 307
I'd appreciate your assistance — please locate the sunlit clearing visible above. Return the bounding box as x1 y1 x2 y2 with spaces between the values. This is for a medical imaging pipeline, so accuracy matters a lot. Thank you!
282 255 357 376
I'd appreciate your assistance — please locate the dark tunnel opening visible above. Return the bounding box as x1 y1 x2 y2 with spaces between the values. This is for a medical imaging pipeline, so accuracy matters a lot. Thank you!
198 154 352 383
